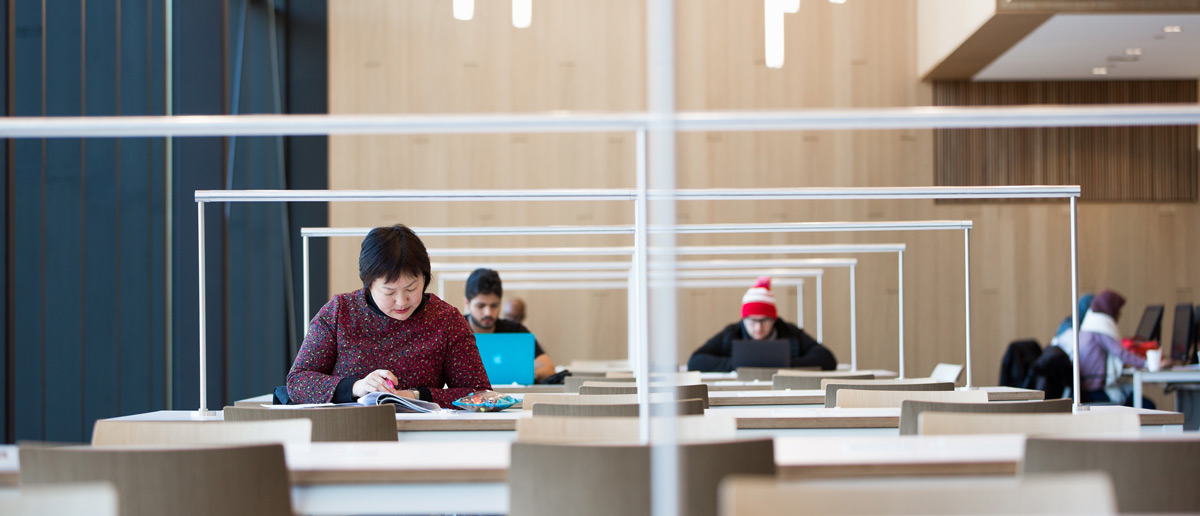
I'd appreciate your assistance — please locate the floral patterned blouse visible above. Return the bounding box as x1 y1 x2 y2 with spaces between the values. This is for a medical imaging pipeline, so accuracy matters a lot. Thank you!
286 289 491 408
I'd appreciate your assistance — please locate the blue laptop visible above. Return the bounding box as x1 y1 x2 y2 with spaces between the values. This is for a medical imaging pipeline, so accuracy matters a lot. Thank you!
474 333 536 385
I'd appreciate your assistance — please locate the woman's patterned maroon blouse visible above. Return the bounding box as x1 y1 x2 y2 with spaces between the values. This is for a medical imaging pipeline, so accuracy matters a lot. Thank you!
286 289 492 408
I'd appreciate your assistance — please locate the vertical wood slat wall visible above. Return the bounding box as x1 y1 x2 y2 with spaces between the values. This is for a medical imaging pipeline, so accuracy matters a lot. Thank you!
328 0 1200 389
934 81 1199 202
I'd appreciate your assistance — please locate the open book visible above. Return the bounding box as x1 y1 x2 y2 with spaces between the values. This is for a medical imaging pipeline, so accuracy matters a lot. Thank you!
354 391 442 413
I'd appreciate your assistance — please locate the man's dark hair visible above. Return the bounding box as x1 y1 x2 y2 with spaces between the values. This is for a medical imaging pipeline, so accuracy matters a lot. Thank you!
465 268 502 301
358 224 431 291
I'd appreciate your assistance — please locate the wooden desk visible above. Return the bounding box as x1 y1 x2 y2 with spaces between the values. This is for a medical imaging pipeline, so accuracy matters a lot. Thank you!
709 387 1044 407
716 405 1183 431
774 434 1025 479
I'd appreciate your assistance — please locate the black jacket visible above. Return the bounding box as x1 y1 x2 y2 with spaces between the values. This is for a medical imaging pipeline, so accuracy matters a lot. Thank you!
687 318 837 372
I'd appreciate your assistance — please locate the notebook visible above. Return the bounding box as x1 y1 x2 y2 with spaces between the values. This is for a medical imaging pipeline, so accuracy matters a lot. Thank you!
474 332 536 385
730 339 790 368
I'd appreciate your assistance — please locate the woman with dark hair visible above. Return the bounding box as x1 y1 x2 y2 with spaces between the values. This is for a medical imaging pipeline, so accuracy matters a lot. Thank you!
286 224 491 407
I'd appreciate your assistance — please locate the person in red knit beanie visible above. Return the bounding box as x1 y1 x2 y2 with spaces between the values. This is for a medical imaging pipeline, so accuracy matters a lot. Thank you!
688 276 837 372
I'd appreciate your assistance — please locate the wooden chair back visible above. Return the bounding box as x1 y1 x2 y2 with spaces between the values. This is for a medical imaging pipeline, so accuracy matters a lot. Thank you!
919 411 1141 436
929 363 964 383
0 484 118 516
91 419 311 446
835 389 988 408
822 381 954 408
18 443 292 516
516 415 736 444
898 398 1072 435
223 404 397 442
578 382 710 408
772 373 873 391
531 399 705 417
510 438 775 516
1023 436 1200 513
719 472 1116 515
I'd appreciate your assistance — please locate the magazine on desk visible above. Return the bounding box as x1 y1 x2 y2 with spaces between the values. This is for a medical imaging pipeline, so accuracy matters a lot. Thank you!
353 391 442 413
263 392 442 413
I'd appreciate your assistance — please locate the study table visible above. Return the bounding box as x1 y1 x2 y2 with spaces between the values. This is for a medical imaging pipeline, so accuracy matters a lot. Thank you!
1127 367 1200 409
109 403 1182 441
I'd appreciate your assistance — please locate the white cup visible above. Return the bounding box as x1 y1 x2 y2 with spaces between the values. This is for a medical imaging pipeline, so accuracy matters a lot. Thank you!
1146 349 1161 372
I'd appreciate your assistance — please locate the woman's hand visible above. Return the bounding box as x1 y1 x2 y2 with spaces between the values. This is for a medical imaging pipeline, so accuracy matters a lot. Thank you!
352 369 399 398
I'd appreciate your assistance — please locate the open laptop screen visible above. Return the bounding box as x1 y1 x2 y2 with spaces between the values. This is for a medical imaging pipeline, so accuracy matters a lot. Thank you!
730 339 790 369
474 333 535 385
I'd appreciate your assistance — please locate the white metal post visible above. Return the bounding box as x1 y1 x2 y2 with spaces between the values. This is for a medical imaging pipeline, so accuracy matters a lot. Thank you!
634 127 650 438
816 274 824 344
964 228 973 389
1070 196 1084 412
849 264 857 371
302 235 310 337
796 279 804 328
898 250 905 379
196 202 210 417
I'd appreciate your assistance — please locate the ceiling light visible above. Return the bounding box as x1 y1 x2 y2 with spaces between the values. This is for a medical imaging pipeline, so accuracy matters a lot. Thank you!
829 0 847 4
783 0 800 13
1125 48 1142 55
453 0 474 21
1163 25 1182 33
1091 67 1108 75
512 0 531 28
765 0 785 68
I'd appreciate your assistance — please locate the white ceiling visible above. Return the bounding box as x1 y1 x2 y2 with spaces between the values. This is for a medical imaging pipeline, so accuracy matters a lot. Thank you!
974 14 1200 81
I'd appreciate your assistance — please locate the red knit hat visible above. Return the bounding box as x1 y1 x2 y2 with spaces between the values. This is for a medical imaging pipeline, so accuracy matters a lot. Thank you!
741 276 778 319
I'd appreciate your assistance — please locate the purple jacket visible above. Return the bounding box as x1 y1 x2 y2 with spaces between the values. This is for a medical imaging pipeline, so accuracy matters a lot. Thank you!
1078 330 1145 392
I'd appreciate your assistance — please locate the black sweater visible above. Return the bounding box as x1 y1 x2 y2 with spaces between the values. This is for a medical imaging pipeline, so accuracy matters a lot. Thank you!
687 318 837 372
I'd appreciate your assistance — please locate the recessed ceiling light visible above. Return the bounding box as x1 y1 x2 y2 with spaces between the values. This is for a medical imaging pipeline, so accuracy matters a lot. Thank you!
1092 67 1108 75
1125 48 1142 55
829 0 847 4
1163 25 1182 33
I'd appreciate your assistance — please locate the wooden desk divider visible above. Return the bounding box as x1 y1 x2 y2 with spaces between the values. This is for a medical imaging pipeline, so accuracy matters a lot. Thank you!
835 389 988 408
516 415 736 444
822 381 954 408
18 443 293 516
735 366 818 382
223 405 397 442
521 392 674 411
91 419 313 446
510 438 775 516
918 412 1140 437
578 382 711 408
605 371 702 384
772 372 874 391
1023 436 1200 514
719 472 1116 516
531 399 705 417
898 398 1072 435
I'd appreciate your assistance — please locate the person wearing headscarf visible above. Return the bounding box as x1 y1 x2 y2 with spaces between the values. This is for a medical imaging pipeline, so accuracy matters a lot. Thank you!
1051 292 1094 351
1076 289 1155 405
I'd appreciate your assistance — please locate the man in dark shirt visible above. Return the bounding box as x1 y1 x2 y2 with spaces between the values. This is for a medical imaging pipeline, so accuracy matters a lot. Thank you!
688 276 837 372
464 268 556 382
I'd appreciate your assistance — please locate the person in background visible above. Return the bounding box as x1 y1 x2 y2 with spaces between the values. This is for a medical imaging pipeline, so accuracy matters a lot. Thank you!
688 276 837 372
286 224 491 408
464 269 556 382
1076 289 1171 406
1051 292 1095 351
503 297 527 324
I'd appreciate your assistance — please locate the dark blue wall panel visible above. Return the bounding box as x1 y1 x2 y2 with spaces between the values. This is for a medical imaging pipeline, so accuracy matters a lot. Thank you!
43 0 85 442
117 0 153 418
12 0 46 442
5 0 326 443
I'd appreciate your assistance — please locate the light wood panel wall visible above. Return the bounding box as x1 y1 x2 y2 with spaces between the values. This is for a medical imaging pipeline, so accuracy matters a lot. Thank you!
934 81 1198 202
328 0 1200 385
